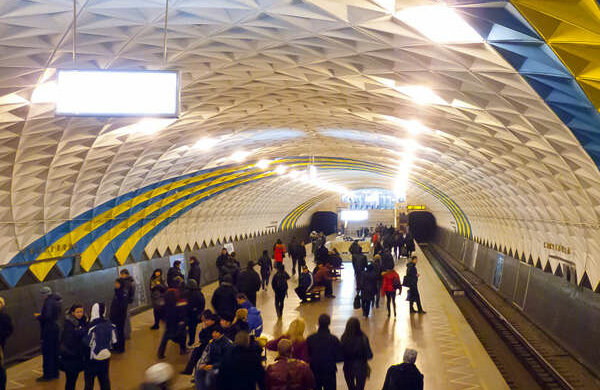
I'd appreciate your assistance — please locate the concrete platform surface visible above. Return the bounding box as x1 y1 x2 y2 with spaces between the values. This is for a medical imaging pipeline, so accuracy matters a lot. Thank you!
7 246 508 390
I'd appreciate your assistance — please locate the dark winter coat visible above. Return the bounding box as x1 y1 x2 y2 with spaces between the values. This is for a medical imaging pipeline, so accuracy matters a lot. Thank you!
189 261 202 285
216 254 229 272
404 233 415 252
149 272 167 307
271 270 290 295
109 286 129 325
315 245 329 264
0 308 13 349
221 260 240 284
382 363 424 390
237 269 261 296
360 267 379 300
119 275 135 304
211 282 238 319
341 333 373 373
258 255 272 275
38 293 63 330
166 266 184 288
382 251 395 271
405 262 418 289
164 297 186 338
306 327 343 375
217 344 265 390
60 314 88 371
185 281 205 322
205 335 233 369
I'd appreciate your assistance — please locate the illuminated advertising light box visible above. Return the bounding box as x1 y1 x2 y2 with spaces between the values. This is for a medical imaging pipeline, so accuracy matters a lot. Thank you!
56 70 180 117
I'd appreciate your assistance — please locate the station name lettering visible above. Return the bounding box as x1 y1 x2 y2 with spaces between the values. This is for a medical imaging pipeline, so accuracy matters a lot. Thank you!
543 242 570 255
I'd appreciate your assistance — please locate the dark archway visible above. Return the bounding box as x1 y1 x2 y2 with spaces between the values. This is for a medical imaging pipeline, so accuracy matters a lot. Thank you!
408 211 437 242
310 211 338 236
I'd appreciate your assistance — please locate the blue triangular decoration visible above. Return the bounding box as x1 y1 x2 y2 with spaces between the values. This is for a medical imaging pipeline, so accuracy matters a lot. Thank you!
1 266 29 287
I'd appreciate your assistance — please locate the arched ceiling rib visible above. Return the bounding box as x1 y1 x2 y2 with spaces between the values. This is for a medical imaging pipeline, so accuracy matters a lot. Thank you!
1 0 600 289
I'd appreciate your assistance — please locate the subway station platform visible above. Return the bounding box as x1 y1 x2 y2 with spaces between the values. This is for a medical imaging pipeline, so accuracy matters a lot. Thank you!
7 246 508 390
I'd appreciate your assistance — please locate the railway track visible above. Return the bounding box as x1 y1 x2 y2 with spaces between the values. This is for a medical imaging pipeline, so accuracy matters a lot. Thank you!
422 245 597 390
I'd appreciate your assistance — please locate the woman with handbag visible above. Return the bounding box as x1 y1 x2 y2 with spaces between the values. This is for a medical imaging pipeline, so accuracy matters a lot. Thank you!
340 317 373 390
381 267 402 317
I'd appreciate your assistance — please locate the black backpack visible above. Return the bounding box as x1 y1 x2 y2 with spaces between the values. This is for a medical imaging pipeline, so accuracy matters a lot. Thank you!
272 272 288 292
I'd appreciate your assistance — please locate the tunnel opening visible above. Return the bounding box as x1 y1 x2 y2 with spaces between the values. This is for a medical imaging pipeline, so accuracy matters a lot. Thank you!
408 211 437 242
309 211 338 236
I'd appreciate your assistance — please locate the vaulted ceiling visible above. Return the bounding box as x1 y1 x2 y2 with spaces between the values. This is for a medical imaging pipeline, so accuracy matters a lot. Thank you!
1 0 600 289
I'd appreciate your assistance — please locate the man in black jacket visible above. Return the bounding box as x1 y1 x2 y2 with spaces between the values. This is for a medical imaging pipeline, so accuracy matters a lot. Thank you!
188 256 202 285
236 261 261 306
211 275 238 320
167 261 184 288
109 279 130 353
306 314 343 390
35 287 62 381
382 348 424 390
0 297 13 390
216 249 229 282
405 256 426 314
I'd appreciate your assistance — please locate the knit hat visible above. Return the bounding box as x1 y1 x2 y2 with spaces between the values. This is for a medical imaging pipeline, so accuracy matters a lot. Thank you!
40 286 52 295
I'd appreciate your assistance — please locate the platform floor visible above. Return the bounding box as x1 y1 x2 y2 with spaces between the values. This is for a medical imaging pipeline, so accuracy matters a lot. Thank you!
7 246 508 390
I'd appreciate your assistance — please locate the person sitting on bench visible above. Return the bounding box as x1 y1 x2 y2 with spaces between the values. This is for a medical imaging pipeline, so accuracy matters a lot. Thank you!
314 263 335 299
328 249 343 270
295 266 314 303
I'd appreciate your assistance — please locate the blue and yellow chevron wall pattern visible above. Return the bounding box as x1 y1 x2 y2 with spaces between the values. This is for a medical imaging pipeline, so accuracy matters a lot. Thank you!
3 157 472 287
279 194 332 231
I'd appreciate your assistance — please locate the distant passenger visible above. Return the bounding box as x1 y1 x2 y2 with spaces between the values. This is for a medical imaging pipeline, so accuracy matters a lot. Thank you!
266 318 309 363
35 286 62 382
237 261 261 306
167 260 184 288
188 256 202 286
340 317 373 390
60 304 88 390
306 314 343 390
360 263 378 318
265 339 315 390
149 269 167 330
405 256 426 314
271 263 290 318
381 266 402 317
211 274 238 320
382 348 424 390
257 250 273 290
118 269 135 340
84 303 116 390
185 279 205 346
109 278 129 353
216 248 229 282
0 297 13 390
157 289 187 359
273 239 286 266
288 236 301 275
295 266 314 303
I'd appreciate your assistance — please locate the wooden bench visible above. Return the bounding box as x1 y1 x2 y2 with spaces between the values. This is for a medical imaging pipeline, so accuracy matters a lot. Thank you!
305 285 325 302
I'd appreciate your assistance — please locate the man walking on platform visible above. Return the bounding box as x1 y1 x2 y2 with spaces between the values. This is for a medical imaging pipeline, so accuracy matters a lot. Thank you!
405 256 426 314
306 314 343 390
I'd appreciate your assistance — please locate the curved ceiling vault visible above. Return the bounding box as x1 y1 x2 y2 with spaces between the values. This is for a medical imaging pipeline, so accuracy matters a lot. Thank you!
1 0 600 290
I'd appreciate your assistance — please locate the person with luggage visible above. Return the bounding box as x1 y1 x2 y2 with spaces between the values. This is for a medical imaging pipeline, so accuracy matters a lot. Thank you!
84 303 116 390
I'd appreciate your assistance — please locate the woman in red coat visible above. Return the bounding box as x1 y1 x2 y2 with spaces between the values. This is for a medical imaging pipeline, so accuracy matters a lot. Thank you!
273 239 286 264
381 267 401 317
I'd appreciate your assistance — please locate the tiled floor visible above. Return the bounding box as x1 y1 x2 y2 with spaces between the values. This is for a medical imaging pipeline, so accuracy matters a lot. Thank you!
7 246 508 389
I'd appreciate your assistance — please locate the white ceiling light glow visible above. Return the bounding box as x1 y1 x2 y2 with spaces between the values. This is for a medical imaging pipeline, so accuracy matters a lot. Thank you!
31 81 58 103
113 118 176 136
230 150 251 162
275 165 288 175
55 70 180 117
395 85 447 105
193 138 219 151
395 5 483 43
256 159 272 169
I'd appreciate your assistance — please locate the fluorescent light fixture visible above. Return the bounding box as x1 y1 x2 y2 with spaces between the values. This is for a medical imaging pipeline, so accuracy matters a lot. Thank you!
55 69 179 117
309 165 317 179
256 159 272 169
113 118 176 136
395 85 446 105
193 138 219 151
31 81 58 103
275 165 288 175
230 150 251 162
396 5 483 43
341 210 369 222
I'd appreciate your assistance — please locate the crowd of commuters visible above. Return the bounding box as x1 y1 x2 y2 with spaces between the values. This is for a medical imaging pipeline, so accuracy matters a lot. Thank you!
0 229 425 390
